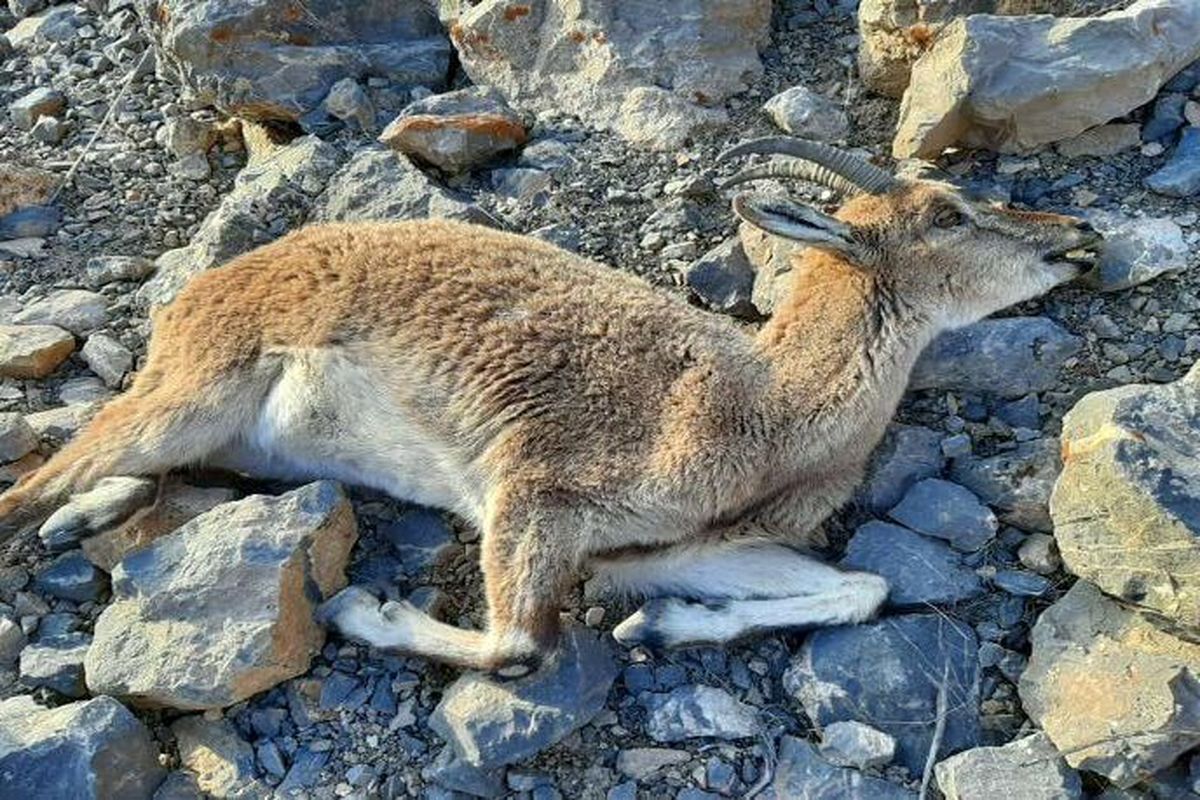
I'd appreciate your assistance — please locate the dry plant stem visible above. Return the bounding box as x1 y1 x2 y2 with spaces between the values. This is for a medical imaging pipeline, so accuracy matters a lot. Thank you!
51 49 152 205
919 659 950 800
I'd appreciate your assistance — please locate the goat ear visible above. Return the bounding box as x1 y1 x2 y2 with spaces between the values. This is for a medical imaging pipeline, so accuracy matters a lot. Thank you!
732 193 863 261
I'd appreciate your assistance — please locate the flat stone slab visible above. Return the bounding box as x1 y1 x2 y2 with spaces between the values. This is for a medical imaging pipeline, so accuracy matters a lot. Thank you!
429 627 618 769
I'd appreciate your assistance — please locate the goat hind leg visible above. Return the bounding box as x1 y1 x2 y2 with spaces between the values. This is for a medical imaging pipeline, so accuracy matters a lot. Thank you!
602 543 888 649
321 496 579 677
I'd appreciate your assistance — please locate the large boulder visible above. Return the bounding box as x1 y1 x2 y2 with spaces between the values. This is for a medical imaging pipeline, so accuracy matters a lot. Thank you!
138 135 343 307
893 0 1200 158
0 695 165 799
85 481 357 710
429 627 618 769
1018 581 1200 787
1051 364 1200 630
446 0 771 150
784 614 981 773
136 0 450 121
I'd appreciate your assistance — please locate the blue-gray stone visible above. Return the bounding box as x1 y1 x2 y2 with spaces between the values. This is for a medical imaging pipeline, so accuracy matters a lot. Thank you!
950 439 1060 533
607 781 637 800
677 790 722 800
1143 93 1187 142
36 612 81 639
654 663 688 691
623 663 654 693
996 395 1040 430
319 671 362 710
423 746 505 799
705 758 739 795
686 238 757 319
888 478 998 551
381 508 455 574
1164 60 1200 93
33 550 109 603
911 317 1081 397
1146 127 1200 198
430 628 618 768
841 521 985 608
0 205 60 240
153 771 203 800
764 737 915 799
993 570 1052 597
858 424 945 514
278 747 328 792
934 733 1082 800
18 632 90 697
249 707 287 739
369 676 398 715
784 614 981 774
0 695 165 800
256 741 287 778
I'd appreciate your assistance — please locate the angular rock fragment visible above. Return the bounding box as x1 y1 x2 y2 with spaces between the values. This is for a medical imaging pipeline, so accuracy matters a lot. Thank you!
857 423 945 514
0 412 37 462
893 0 1200 158
81 333 134 388
1145 126 1200 198
765 736 915 799
9 86 65 130
448 0 771 150
379 87 527 174
0 695 165 799
85 481 357 709
841 520 984 606
934 733 1083 800
910 317 1081 397
19 633 90 697
429 628 617 768
1078 211 1188 292
686 238 758 319
0 323 74 378
763 86 849 141
818 720 897 770
785 613 981 773
888 478 998 551
308 147 490 226
172 716 260 798
137 0 450 122
642 685 760 743
950 438 1061 532
1019 582 1200 786
13 289 108 336
1051 364 1200 628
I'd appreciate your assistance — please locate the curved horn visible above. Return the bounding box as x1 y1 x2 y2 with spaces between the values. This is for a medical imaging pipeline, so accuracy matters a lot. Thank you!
717 137 898 196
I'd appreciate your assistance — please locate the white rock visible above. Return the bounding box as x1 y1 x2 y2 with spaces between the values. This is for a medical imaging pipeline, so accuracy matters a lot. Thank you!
819 720 896 769
81 333 133 388
763 86 850 141
12 290 108 336
0 412 37 463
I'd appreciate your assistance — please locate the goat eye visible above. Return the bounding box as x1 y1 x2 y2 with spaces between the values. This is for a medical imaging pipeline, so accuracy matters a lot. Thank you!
934 209 964 228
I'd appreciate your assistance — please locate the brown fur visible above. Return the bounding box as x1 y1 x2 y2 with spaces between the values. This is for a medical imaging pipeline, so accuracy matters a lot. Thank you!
0 180 1097 672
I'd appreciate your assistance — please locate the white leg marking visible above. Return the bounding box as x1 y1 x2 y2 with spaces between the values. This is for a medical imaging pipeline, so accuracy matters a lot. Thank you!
613 572 889 649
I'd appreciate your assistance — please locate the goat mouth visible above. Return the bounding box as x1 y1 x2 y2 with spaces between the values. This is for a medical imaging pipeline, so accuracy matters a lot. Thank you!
1044 234 1103 273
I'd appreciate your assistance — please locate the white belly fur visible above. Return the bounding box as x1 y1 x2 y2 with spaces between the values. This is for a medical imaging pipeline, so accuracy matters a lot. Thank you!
211 348 483 521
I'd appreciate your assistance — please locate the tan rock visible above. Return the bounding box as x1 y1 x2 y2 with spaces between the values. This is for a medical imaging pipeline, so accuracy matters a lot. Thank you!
0 324 74 378
0 165 56 217
85 481 357 710
1051 363 1200 630
1018 581 1200 787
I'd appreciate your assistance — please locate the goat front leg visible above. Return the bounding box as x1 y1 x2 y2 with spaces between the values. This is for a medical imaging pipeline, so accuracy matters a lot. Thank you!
320 489 581 677
596 541 888 650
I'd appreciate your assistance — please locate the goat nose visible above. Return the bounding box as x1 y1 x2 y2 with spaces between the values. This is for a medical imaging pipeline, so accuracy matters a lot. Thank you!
1073 220 1095 233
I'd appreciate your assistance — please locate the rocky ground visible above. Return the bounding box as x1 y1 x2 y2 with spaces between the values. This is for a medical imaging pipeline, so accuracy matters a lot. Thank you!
1 1 1199 799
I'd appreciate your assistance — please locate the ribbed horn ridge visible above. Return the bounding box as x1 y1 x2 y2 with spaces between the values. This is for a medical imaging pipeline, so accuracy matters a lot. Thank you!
717 136 897 196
